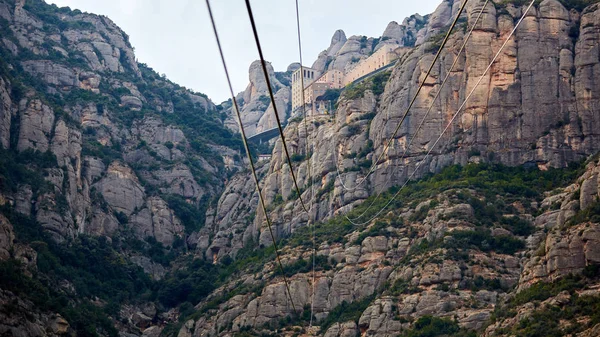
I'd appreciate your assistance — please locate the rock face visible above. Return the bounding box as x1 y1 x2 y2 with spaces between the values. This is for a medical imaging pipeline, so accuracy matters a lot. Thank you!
94 162 145 216
17 99 55 152
523 222 600 282
371 0 600 186
200 166 261 260
0 289 70 337
0 214 14 260
3 0 600 336
311 29 349 72
0 0 240 244
520 159 600 287
0 77 11 149
130 196 185 246
324 321 359 337
222 60 292 137
22 60 79 88
225 0 600 249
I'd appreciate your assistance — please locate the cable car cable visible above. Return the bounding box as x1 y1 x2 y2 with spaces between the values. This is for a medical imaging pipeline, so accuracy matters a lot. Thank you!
205 0 299 314
346 0 536 227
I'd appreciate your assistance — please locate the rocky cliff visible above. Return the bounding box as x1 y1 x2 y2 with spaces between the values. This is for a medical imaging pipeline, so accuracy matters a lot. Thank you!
177 152 600 337
0 0 245 335
2 0 600 337
209 0 600 255
220 60 294 138
0 0 248 244
197 0 600 335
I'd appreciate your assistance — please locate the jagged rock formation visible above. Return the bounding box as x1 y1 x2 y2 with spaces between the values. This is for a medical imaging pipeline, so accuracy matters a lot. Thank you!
0 289 70 337
177 154 600 337
372 0 600 176
520 160 600 286
0 0 242 334
226 0 463 139
198 1 600 335
0 0 241 245
221 60 292 137
2 0 600 336
482 158 600 337
198 163 263 260
311 0 466 74
213 0 600 252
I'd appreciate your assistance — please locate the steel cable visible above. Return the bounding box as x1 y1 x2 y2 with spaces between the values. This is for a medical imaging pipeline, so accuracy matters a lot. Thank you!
347 0 491 223
346 0 536 227
205 0 299 314
244 0 310 214
292 0 319 327
334 0 470 192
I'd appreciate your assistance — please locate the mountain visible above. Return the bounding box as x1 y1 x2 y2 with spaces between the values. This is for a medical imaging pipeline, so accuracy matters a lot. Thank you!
220 60 295 138
1 0 600 336
0 0 247 245
212 0 600 253
0 0 246 335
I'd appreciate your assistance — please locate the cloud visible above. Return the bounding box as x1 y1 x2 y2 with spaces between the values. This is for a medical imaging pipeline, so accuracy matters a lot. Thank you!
117 0 141 16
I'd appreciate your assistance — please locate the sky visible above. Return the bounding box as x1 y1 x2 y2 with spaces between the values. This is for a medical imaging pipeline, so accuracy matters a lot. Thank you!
47 0 441 103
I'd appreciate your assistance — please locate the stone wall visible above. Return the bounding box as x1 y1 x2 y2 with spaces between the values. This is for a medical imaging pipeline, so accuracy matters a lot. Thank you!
344 44 401 84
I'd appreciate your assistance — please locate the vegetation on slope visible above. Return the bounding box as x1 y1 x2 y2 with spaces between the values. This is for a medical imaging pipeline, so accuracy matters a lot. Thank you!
343 71 392 100
492 270 600 336
1 208 152 337
1 201 229 336
400 316 476 337
0 153 588 336
188 160 587 336
0 0 248 233
284 161 583 249
319 294 376 333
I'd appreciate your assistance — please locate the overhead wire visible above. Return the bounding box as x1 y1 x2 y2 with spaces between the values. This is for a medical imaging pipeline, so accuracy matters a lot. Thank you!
244 0 310 215
208 0 527 322
347 0 536 227
347 0 491 223
204 0 298 315
293 0 317 327
334 0 470 192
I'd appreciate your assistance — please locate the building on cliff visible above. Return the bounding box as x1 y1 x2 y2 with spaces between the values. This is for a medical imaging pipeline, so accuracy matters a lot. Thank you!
291 44 402 116
291 66 319 112
343 44 401 84
303 69 344 115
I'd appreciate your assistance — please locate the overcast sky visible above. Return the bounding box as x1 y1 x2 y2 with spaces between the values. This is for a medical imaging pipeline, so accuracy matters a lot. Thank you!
47 0 441 103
